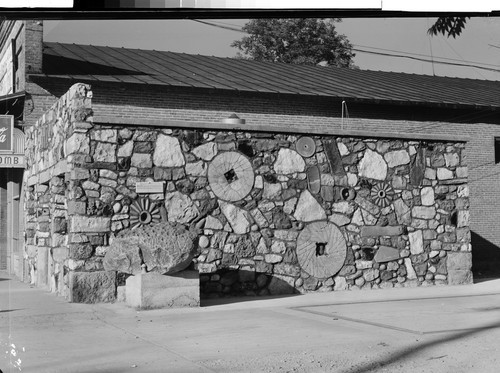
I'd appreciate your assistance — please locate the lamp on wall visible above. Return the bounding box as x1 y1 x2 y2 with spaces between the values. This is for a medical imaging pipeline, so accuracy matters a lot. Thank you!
222 113 246 125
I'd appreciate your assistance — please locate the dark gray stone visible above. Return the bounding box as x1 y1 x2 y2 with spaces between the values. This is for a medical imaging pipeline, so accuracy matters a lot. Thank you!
374 246 400 263
69 243 94 260
70 271 116 303
323 139 346 175
410 147 426 186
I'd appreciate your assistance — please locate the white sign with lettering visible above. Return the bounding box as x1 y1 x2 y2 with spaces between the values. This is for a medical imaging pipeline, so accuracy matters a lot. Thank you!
0 154 24 168
135 181 165 194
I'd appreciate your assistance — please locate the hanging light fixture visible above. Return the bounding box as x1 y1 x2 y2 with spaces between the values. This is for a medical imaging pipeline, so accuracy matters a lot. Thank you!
222 113 245 125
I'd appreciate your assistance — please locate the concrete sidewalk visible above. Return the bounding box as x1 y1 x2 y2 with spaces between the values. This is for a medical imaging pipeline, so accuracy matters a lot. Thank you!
1 273 500 373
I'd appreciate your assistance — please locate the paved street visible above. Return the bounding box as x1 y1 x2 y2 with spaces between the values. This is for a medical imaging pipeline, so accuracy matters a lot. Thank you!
1 272 500 373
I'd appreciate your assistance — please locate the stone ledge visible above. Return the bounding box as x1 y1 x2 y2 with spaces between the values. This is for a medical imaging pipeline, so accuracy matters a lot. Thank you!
93 115 469 143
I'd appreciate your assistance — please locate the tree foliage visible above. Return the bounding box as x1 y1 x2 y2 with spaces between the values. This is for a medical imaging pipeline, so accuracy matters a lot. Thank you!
231 18 355 68
428 17 470 38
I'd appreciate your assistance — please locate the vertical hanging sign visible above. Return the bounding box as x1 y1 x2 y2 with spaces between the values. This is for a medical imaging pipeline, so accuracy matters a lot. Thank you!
0 115 13 152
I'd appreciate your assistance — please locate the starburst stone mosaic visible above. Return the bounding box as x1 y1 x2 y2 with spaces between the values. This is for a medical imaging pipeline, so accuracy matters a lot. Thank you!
207 151 254 202
129 197 161 229
297 221 347 279
370 182 395 207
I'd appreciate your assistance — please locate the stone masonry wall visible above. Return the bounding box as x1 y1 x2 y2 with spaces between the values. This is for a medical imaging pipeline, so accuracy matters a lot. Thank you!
24 83 99 298
23 84 472 302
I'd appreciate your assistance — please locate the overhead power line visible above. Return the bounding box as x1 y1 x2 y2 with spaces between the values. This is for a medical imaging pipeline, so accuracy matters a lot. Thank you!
192 19 499 73
353 48 500 73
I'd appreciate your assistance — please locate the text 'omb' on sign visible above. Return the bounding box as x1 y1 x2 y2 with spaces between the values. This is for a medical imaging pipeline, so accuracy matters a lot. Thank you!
0 154 25 168
0 115 13 152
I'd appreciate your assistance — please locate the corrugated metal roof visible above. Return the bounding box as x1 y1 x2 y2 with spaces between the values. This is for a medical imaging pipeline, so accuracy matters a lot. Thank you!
37 42 500 110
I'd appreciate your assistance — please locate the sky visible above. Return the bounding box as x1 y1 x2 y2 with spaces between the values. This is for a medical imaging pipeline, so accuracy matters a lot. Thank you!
43 17 500 81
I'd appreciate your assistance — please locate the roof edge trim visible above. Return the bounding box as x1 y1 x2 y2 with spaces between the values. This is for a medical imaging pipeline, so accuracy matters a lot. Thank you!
93 115 469 143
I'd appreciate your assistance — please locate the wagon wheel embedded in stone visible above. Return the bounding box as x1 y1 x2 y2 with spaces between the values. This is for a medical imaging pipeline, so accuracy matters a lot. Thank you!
296 221 347 279
129 197 161 229
207 151 255 202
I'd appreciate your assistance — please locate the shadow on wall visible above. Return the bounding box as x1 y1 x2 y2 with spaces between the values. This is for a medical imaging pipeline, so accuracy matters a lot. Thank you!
200 269 298 303
471 231 500 280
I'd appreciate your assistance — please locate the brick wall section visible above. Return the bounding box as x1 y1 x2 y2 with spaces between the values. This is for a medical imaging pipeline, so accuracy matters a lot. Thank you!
34 79 500 275
24 20 43 75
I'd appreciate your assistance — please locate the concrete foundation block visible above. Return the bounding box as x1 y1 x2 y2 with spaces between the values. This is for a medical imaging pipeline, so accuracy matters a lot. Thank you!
126 271 199 309
448 270 473 285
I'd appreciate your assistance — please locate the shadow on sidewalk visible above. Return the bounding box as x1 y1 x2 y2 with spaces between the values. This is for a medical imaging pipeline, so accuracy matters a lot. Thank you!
340 317 500 373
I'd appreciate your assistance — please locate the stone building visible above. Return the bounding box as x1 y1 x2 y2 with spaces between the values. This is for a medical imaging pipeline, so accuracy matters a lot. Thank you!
1 20 500 302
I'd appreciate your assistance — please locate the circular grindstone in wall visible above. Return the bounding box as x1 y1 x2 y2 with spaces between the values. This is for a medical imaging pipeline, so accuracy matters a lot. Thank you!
208 151 254 202
370 182 395 207
297 221 347 279
129 197 162 229
296 136 316 158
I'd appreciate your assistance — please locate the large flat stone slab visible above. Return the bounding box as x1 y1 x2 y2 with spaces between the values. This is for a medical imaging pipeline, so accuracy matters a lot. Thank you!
126 271 200 309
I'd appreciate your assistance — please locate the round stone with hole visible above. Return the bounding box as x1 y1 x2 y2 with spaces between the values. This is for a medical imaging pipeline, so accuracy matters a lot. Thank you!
296 221 347 279
207 151 254 202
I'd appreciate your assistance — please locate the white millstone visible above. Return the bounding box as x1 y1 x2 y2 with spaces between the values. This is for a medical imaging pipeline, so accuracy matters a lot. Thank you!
293 190 326 222
65 133 90 155
404 258 417 280
262 182 282 200
204 216 223 230
117 141 134 157
274 148 306 174
131 153 152 168
219 200 252 234
421 187 435 206
94 143 116 163
437 168 454 180
384 150 410 168
409 230 424 255
153 134 185 167
358 149 387 180
164 191 199 224
192 142 217 161
412 206 436 220
185 161 207 177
